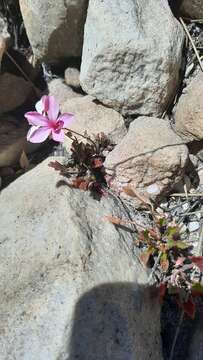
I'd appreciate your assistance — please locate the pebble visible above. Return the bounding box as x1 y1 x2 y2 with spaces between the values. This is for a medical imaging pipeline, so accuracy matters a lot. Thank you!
182 203 189 212
188 221 200 233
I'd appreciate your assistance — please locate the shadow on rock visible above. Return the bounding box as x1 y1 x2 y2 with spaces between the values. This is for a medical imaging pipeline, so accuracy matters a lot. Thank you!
63 282 162 360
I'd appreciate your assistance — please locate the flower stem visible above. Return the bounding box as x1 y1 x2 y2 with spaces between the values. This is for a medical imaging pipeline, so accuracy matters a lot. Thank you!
64 128 97 149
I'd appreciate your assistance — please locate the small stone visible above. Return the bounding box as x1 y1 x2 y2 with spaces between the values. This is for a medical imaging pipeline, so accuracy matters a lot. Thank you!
48 78 82 108
182 203 189 212
64 67 80 89
147 184 160 195
188 221 200 232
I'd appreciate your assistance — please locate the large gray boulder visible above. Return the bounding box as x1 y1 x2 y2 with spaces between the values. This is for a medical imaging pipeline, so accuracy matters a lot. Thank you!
19 0 88 64
80 0 184 116
0 158 163 360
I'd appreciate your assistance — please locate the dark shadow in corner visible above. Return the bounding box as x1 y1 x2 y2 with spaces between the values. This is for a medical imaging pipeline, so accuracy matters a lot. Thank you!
168 0 184 17
61 282 162 360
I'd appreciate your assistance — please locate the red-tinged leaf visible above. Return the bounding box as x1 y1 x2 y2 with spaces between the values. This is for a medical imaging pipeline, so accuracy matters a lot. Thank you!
175 257 185 267
160 253 169 272
176 297 196 320
189 256 203 271
122 186 153 208
19 150 29 169
48 161 65 172
104 216 124 226
159 283 167 302
71 178 89 191
122 186 137 197
139 247 154 266
148 228 160 240
91 157 104 168
138 229 149 242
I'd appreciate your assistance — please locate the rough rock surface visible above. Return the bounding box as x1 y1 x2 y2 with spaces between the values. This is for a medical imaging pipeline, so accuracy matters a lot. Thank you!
0 115 39 167
175 71 203 142
19 0 88 64
178 0 203 19
0 158 163 360
65 67 81 89
104 117 189 203
187 314 203 360
0 73 32 114
0 14 10 42
61 95 127 148
48 78 82 108
80 0 184 116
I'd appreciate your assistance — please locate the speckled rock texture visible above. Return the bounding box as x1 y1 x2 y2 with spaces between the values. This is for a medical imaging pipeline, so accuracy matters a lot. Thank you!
175 71 203 142
19 0 88 64
80 0 184 116
104 117 189 203
0 158 163 360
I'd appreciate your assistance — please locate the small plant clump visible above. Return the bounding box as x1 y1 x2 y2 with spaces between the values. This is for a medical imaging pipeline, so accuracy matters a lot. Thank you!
49 131 114 196
106 186 203 320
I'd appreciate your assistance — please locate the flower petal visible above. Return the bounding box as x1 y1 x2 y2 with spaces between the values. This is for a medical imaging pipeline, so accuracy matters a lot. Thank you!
25 112 49 126
47 96 59 121
35 96 50 114
27 126 51 143
58 112 75 128
51 129 64 142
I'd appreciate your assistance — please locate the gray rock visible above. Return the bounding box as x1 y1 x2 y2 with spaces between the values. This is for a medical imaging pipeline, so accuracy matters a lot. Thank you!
61 95 127 149
188 221 200 233
80 0 184 116
19 0 88 64
179 0 203 19
188 316 203 360
65 67 81 89
0 115 40 167
48 78 82 108
0 158 163 360
175 71 203 142
104 117 189 204
0 73 32 114
0 15 10 42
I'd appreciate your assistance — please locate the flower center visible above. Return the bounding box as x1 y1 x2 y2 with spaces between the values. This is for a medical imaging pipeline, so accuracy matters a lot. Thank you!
50 120 64 133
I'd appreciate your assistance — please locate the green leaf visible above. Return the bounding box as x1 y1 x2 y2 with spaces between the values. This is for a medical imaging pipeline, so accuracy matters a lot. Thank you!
166 226 178 237
191 283 203 294
158 218 166 227
167 240 189 249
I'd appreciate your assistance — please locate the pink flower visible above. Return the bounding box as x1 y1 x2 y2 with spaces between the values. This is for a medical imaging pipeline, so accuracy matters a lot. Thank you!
25 95 74 143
